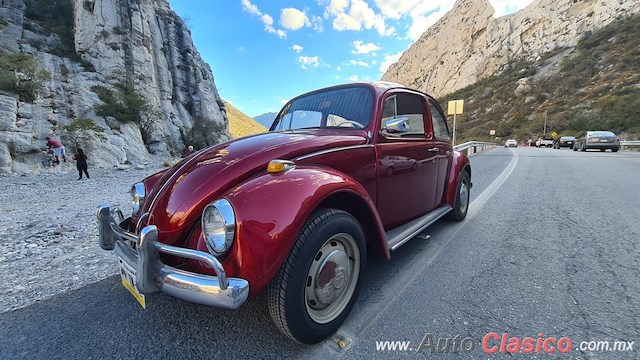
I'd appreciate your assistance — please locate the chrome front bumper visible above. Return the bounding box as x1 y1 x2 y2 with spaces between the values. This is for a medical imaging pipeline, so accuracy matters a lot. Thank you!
97 204 249 309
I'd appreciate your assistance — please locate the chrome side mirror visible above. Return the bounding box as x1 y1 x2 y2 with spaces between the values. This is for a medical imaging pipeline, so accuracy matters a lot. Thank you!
382 117 409 134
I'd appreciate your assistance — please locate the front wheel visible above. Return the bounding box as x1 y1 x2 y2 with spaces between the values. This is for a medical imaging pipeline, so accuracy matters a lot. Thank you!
268 209 366 344
612 148 619 152
447 170 470 221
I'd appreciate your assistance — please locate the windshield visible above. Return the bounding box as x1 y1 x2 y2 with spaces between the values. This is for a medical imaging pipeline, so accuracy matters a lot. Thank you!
588 131 615 137
272 87 373 131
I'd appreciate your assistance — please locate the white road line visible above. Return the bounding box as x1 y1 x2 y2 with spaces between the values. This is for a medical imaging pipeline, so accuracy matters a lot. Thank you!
322 148 520 356
466 148 519 220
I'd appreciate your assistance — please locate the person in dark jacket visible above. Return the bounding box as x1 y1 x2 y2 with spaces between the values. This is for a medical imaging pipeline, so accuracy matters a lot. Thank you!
73 148 89 180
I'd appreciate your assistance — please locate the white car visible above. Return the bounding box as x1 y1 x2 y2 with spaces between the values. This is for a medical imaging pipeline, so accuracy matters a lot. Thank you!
505 139 518 147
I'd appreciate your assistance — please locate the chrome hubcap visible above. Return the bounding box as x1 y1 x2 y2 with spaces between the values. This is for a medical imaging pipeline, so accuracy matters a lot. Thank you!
459 180 469 212
305 234 360 324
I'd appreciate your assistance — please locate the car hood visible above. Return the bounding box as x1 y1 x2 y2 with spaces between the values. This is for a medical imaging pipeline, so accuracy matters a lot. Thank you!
142 130 368 245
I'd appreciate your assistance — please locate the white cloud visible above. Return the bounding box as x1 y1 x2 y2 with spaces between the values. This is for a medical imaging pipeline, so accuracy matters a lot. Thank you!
325 0 349 17
333 13 361 31
311 15 324 32
241 0 287 38
326 0 393 36
349 59 369 67
261 13 273 26
336 66 342 71
241 0 261 16
352 40 381 54
298 55 321 69
236 46 245 52
280 8 310 30
347 75 360 81
374 0 422 19
379 50 404 74
291 44 304 53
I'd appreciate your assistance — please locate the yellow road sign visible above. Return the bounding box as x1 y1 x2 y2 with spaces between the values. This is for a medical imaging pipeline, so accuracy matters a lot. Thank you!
447 100 464 115
551 131 557 137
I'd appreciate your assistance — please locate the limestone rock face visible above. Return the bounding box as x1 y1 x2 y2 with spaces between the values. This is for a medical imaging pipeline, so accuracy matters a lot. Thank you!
382 0 640 97
0 0 229 172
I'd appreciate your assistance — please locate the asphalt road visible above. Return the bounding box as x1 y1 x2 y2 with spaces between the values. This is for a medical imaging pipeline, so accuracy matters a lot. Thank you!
1 147 638 359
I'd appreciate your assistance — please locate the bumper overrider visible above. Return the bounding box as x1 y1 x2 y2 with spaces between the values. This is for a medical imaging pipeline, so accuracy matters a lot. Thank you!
97 204 249 309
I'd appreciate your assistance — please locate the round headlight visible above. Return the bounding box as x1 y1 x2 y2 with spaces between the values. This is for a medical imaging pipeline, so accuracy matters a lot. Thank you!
202 199 235 256
131 182 145 214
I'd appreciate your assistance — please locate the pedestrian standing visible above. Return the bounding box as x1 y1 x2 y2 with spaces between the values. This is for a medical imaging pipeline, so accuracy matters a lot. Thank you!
45 137 67 164
73 148 90 180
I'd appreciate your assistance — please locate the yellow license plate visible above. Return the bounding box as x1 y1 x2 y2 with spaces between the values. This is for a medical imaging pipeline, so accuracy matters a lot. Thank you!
118 257 146 309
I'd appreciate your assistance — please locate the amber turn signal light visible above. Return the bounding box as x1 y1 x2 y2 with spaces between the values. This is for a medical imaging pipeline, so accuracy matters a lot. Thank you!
267 160 295 173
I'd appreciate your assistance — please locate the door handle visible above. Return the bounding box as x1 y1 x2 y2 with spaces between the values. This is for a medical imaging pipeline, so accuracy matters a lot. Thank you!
427 147 439 153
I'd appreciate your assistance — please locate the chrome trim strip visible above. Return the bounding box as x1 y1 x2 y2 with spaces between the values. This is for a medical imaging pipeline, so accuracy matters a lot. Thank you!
386 205 452 251
146 149 207 216
135 212 149 233
295 144 374 161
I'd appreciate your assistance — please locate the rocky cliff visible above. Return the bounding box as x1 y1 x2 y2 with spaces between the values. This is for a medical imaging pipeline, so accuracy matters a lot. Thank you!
382 0 640 97
0 0 229 172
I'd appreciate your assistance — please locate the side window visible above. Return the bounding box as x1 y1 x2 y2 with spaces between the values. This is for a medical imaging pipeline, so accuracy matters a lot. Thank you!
429 100 450 140
381 93 425 138
382 95 396 124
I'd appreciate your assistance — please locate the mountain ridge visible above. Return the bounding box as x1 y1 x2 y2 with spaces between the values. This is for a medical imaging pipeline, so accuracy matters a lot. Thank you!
382 0 640 98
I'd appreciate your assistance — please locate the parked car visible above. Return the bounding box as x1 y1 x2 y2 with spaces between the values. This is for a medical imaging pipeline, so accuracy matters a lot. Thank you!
535 137 554 148
504 139 518 147
553 136 576 149
573 131 620 152
97 82 471 344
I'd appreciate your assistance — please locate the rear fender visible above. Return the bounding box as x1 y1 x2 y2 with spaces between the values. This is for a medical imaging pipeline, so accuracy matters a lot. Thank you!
445 151 471 206
191 166 387 297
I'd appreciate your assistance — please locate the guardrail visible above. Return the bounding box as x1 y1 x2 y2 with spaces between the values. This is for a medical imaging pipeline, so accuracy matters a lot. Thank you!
453 141 496 155
621 140 640 148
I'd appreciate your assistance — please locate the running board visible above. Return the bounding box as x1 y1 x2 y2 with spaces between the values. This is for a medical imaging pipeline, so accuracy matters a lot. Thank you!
386 205 452 251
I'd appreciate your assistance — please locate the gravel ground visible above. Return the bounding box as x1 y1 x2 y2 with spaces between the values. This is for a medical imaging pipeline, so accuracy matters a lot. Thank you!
0 161 168 313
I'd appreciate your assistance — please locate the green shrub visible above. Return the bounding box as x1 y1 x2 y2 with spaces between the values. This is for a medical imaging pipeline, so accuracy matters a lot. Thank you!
91 84 152 124
24 0 75 57
182 117 226 150
63 117 106 148
0 51 51 102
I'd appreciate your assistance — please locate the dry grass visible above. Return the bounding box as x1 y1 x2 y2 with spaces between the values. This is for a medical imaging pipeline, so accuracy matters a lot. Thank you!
223 100 267 138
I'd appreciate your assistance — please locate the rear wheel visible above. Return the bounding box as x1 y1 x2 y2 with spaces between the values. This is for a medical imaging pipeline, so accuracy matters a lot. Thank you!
612 148 619 153
268 209 366 344
447 170 470 221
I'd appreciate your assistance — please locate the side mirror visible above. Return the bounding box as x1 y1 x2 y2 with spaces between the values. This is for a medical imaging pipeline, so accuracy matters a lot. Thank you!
382 117 409 134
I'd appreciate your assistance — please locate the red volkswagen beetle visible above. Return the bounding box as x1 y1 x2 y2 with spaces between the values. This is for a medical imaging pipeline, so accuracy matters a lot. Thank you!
98 82 471 344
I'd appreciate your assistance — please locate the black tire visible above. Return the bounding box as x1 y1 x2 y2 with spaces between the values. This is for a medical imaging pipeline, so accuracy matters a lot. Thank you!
447 170 470 221
268 209 366 344
612 148 619 153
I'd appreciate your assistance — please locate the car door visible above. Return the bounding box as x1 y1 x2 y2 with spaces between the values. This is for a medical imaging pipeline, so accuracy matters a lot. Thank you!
376 91 440 230
427 98 453 207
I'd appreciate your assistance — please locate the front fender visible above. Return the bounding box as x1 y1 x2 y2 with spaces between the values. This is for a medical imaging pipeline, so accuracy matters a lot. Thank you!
189 166 387 297
445 151 471 206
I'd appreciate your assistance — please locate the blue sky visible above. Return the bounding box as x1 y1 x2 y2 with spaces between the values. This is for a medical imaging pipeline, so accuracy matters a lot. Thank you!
168 0 534 117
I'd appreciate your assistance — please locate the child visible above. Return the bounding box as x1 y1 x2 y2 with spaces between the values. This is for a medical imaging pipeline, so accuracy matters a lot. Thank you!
73 148 90 180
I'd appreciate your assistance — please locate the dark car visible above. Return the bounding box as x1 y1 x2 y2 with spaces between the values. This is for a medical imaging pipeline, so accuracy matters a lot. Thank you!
97 82 471 344
573 131 620 152
553 136 576 149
